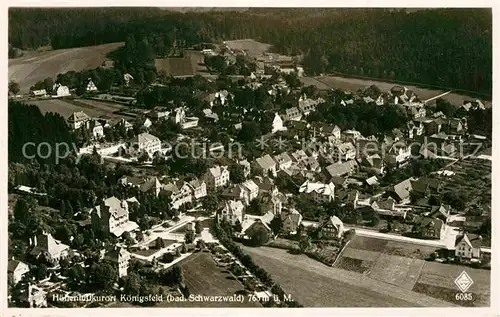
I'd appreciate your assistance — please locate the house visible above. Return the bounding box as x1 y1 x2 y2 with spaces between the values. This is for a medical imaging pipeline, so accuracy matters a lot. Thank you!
407 120 424 139
412 216 445 240
427 204 452 222
114 118 134 131
202 108 219 122
359 154 385 175
88 119 104 139
370 197 409 218
340 99 354 106
187 178 207 200
260 188 286 215
385 141 411 166
271 113 287 134
31 89 47 98
52 83 71 97
423 118 444 135
242 218 272 240
299 180 335 203
147 109 170 121
411 177 444 196
282 107 302 121
319 216 345 239
142 118 153 129
286 121 310 138
119 176 163 197
342 129 362 141
222 184 250 205
19 284 47 308
298 95 324 116
253 154 277 177
104 247 131 278
406 106 426 119
30 232 69 264
290 149 309 165
443 118 466 134
91 196 139 237
280 208 303 234
67 111 90 130
124 73 134 86
133 132 161 157
241 179 259 202
86 78 98 92
366 176 379 186
320 124 341 139
204 165 230 190
273 152 293 171
392 177 415 203
218 200 244 225
253 176 276 194
162 181 193 209
455 233 482 261
8 260 29 285
171 107 199 129
333 142 356 162
325 160 358 178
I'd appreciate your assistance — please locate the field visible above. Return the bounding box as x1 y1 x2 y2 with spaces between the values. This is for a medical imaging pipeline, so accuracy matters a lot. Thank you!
9 42 123 92
301 75 491 107
224 39 272 57
242 245 454 307
26 98 127 120
334 235 490 307
160 252 261 307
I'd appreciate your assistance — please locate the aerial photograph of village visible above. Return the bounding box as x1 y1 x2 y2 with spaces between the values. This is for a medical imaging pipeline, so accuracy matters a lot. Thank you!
7 7 492 309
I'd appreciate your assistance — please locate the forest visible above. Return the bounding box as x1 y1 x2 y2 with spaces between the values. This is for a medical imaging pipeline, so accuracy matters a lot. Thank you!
9 8 492 95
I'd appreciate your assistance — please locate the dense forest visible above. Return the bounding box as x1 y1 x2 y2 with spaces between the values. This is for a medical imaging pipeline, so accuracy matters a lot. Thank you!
8 101 75 164
9 8 492 94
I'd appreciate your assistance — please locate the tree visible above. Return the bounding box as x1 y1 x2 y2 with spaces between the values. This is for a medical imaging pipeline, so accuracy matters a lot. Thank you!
124 272 141 294
234 220 243 234
171 265 183 284
201 195 218 214
136 231 144 242
184 230 195 244
299 237 310 253
155 237 165 249
137 151 151 163
269 215 283 236
90 262 117 290
8 81 20 95
194 221 202 235
238 121 262 143
229 164 246 184
196 239 206 249
249 227 270 246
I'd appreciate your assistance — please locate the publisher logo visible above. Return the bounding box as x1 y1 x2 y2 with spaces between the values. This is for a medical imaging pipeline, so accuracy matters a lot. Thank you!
454 271 474 293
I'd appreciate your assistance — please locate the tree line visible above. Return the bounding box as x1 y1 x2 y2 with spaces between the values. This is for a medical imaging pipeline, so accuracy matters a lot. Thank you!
9 8 492 94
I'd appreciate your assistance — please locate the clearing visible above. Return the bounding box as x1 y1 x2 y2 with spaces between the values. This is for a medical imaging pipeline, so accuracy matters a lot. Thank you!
9 42 123 93
26 98 127 120
160 252 261 307
242 245 454 307
301 75 491 107
224 39 271 57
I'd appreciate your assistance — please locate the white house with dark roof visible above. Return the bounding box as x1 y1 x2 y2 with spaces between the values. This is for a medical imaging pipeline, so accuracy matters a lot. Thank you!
218 200 244 225
299 180 335 203
162 180 193 209
88 119 104 139
104 247 131 278
30 232 69 264
31 89 47 98
91 196 139 236
333 142 357 162
241 179 259 202
319 216 345 239
67 111 90 130
273 152 293 171
187 178 207 199
52 83 71 97
134 132 161 157
455 233 482 261
8 259 29 285
204 165 230 190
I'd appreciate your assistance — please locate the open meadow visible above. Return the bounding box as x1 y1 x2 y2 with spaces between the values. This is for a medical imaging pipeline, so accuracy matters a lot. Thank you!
334 235 490 307
9 42 123 93
26 98 128 120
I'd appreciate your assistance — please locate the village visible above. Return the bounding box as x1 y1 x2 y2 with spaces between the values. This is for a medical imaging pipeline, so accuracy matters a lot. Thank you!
8 36 492 308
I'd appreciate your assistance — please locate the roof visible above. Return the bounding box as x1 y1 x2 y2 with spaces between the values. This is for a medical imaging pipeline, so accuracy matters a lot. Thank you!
336 142 356 154
8 260 27 273
366 176 379 186
393 178 414 201
325 160 358 177
255 154 276 170
68 111 89 122
242 179 259 193
208 165 228 178
136 132 160 144
299 181 335 197
31 232 69 258
415 216 444 231
456 233 482 249
273 152 292 165
280 208 302 224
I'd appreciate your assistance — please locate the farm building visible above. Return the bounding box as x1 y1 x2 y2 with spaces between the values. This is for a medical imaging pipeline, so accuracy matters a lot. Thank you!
31 89 47 98
52 84 71 97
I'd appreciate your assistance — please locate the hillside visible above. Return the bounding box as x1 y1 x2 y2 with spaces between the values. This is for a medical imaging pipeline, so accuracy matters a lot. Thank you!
8 42 123 92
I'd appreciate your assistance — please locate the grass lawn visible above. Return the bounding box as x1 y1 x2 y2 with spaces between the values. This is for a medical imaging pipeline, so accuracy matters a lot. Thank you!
347 235 389 252
335 257 373 274
160 252 261 307
368 254 425 290
171 224 190 234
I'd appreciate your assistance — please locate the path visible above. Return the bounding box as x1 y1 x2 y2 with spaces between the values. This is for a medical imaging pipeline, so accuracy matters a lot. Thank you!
423 91 452 104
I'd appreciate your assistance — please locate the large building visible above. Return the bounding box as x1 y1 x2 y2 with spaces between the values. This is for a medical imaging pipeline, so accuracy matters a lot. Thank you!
91 197 139 237
8 260 29 285
204 165 230 190
299 181 335 203
104 247 131 278
30 232 69 264
218 200 244 225
67 111 90 130
134 133 162 157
